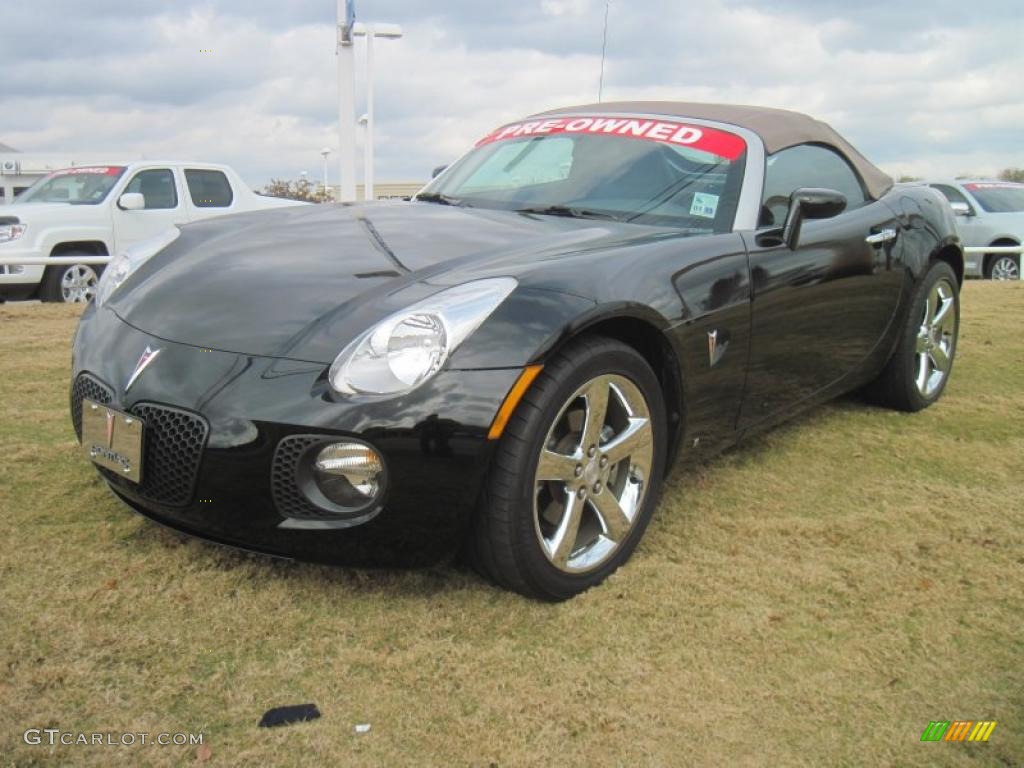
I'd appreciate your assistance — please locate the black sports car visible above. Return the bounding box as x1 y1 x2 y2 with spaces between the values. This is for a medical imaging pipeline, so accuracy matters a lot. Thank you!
71 102 962 600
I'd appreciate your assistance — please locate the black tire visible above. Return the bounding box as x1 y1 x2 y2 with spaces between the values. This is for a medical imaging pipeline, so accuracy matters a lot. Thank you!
40 262 104 303
864 260 959 412
985 252 1020 281
469 335 668 601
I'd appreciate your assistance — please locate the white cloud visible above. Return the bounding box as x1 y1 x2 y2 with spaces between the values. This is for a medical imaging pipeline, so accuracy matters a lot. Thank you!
3 1 1022 188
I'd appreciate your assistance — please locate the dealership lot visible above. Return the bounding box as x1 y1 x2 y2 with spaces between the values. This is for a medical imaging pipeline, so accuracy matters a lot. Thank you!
2 284 1021 765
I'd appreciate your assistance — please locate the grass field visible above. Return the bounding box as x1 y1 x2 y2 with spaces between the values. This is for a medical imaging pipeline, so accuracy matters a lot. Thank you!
1 283 1022 767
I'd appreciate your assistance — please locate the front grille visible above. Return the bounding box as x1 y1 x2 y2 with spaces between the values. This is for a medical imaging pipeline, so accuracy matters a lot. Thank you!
271 435 329 520
72 374 208 507
71 373 114 440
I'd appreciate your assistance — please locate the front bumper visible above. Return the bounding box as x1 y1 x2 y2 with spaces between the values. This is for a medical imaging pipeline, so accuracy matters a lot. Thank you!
71 305 523 566
0 246 44 293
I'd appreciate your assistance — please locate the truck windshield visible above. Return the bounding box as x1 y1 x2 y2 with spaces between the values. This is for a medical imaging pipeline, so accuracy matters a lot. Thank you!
964 182 1024 213
17 166 127 205
420 116 747 231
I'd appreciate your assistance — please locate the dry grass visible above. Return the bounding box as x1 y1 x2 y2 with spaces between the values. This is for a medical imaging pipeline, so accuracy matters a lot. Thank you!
1 283 1022 767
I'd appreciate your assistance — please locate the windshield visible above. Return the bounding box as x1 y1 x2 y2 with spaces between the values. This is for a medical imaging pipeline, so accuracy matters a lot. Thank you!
17 166 126 205
421 116 747 231
963 182 1024 213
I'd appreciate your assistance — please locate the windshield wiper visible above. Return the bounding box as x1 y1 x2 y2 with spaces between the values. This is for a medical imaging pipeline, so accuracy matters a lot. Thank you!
416 192 466 206
514 205 619 221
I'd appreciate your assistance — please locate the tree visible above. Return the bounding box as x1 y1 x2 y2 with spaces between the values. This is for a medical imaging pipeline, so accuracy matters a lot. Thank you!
998 168 1024 183
260 178 333 203
897 174 921 183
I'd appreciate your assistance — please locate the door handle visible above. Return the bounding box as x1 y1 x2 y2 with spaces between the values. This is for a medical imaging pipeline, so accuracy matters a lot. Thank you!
865 228 897 246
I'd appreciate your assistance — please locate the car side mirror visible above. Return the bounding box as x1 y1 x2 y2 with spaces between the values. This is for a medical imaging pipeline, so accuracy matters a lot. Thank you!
431 164 448 179
782 187 847 249
118 192 145 211
949 201 972 217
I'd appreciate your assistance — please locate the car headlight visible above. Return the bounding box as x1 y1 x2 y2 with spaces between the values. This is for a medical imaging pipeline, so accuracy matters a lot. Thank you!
0 222 26 243
329 277 518 395
95 226 180 307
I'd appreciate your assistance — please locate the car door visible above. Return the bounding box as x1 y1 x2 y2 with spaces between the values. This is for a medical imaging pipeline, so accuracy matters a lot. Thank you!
112 167 186 251
738 144 904 428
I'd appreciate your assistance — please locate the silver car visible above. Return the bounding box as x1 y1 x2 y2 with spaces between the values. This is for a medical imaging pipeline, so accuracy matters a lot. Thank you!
924 180 1023 279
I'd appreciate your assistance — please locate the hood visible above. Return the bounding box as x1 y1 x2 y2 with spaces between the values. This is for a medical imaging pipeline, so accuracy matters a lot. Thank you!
1 201 111 226
110 201 634 361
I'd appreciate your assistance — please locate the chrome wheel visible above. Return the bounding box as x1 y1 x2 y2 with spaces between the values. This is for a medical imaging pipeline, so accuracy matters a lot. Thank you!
60 264 99 303
990 255 1019 281
914 277 957 397
533 373 654 574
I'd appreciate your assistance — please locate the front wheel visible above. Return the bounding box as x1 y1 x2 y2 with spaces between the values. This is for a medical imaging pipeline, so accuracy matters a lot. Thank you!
864 260 960 411
40 262 103 303
469 336 667 601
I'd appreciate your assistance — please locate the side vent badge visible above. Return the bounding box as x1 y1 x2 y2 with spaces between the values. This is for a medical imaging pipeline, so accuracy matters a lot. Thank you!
707 330 729 368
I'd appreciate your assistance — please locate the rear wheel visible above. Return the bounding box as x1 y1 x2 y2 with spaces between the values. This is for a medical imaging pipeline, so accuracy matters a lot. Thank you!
40 262 103 303
864 261 959 411
986 253 1019 281
470 336 667 600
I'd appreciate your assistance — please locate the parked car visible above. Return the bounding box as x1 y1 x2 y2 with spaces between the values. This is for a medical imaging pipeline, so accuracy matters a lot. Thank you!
919 180 1023 279
0 162 303 303
71 102 962 600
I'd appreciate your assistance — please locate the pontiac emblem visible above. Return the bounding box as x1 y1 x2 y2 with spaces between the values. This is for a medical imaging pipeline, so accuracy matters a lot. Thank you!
125 345 161 393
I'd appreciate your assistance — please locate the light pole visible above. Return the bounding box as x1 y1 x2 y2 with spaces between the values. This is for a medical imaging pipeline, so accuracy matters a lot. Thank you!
320 147 331 199
336 0 357 202
353 23 403 201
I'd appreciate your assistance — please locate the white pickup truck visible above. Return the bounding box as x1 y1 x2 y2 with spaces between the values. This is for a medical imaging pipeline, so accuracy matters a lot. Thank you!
0 162 303 302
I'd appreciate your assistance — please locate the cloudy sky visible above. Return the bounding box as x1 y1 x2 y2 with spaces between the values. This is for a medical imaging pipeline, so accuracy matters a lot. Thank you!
4 1 1022 188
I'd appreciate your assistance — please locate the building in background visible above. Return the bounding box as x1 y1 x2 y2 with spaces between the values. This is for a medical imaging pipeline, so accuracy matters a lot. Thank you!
337 181 425 201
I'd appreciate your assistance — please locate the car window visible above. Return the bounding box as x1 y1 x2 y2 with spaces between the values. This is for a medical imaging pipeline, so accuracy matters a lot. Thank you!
185 169 234 208
424 117 748 232
18 167 126 205
962 182 1024 213
460 138 574 192
124 169 178 209
760 144 868 227
930 184 971 207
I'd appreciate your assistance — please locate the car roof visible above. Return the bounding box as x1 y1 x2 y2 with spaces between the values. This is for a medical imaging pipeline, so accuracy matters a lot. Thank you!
531 100 893 200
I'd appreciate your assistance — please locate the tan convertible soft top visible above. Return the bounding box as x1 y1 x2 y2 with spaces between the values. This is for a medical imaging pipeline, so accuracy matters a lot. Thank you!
532 101 893 200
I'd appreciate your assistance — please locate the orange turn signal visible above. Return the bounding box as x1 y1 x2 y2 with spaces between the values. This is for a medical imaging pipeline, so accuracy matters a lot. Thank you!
487 364 543 440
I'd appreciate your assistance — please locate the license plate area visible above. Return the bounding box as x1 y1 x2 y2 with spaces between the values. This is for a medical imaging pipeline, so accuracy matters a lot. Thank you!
81 398 144 483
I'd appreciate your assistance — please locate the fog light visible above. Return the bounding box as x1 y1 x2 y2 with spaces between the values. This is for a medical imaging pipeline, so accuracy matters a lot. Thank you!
312 442 384 508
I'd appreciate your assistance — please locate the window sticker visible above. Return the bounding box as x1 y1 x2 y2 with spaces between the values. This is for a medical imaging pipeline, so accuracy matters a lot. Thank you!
476 116 746 161
690 192 719 218
51 166 124 176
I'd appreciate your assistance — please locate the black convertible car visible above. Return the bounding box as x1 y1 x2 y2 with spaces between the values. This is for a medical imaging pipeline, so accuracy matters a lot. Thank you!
72 102 962 600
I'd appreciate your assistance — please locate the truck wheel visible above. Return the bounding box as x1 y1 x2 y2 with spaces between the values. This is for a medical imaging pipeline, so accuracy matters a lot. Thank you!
40 263 103 303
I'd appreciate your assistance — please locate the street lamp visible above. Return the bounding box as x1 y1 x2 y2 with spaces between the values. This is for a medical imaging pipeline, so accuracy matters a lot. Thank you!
353 23 403 201
320 147 332 199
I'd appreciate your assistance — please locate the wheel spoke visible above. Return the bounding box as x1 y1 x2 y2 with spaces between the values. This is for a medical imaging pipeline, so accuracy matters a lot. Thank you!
547 489 585 568
589 491 631 543
580 378 609 452
536 448 581 483
602 417 652 467
916 353 930 392
932 298 953 331
929 343 951 373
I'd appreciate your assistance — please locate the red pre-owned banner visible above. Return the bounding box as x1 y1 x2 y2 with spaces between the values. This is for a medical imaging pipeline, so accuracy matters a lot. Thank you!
476 116 746 160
